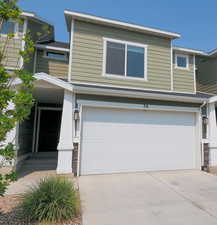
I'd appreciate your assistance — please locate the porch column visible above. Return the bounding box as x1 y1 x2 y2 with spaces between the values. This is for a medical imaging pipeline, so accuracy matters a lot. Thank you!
56 90 75 174
208 102 217 166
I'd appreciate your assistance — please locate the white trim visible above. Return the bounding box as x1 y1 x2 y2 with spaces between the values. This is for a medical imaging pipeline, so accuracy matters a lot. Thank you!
102 37 148 80
5 66 18 71
77 100 200 113
36 44 69 52
208 48 217 57
209 95 217 103
193 55 196 93
64 10 180 39
171 42 173 91
19 19 28 69
175 54 189 70
43 50 68 61
34 73 73 91
173 47 208 56
68 19 75 82
103 37 148 48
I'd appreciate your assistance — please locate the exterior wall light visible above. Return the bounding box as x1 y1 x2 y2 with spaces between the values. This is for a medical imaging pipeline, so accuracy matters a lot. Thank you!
202 116 209 125
74 108 80 120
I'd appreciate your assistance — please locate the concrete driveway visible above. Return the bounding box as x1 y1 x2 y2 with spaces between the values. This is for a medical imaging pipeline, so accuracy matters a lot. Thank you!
79 170 217 225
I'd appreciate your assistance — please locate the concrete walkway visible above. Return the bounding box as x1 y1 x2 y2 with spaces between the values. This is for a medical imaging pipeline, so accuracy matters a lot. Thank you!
5 170 57 195
79 170 217 225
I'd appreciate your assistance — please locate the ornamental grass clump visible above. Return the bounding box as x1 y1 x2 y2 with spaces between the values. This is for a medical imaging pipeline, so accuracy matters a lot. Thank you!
21 176 79 223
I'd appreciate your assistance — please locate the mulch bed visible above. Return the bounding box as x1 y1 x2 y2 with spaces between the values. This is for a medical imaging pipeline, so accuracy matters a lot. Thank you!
0 195 82 225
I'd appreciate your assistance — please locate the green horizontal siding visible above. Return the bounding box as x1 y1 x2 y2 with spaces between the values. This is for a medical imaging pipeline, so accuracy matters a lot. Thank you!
35 50 69 78
173 51 195 93
197 57 217 94
71 21 172 91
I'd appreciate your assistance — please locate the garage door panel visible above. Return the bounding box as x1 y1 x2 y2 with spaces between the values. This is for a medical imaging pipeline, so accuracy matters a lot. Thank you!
80 107 196 175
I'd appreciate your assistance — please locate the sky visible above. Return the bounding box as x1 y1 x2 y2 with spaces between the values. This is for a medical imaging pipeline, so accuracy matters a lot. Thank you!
18 0 217 52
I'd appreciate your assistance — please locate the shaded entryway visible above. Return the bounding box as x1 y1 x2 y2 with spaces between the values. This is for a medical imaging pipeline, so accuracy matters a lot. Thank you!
16 83 64 174
37 109 62 152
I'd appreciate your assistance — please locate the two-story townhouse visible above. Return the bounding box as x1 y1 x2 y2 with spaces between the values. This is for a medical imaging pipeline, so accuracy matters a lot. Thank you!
5 10 214 176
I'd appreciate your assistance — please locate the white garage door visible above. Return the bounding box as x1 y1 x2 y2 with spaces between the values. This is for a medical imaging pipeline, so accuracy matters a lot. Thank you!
80 107 197 175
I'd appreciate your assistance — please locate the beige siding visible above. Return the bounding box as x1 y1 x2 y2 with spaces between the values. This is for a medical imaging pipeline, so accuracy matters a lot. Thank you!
197 56 217 94
35 50 69 78
0 21 23 68
71 21 172 91
173 51 195 93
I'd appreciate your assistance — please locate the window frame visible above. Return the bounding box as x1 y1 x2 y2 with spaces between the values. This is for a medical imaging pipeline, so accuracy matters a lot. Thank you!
103 37 148 81
0 21 19 38
43 50 68 61
175 53 189 70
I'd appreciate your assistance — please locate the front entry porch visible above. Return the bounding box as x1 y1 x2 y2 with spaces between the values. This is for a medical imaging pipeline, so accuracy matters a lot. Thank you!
14 74 76 175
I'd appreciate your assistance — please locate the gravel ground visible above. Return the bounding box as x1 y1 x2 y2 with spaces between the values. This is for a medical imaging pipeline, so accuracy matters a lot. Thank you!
0 195 82 225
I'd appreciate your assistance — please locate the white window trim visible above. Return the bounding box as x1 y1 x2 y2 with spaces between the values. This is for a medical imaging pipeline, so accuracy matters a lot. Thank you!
43 50 68 61
175 53 189 70
102 37 148 81
0 21 19 38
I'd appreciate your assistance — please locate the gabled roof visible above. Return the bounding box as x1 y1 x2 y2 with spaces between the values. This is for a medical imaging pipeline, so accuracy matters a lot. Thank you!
64 10 181 39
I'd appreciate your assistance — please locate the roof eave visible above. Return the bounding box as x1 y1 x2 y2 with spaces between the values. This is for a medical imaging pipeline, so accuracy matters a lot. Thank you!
72 83 208 104
21 11 54 26
64 10 181 39
173 47 208 56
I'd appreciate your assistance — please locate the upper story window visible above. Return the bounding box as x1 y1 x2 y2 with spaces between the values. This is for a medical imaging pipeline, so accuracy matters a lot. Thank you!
44 51 67 61
175 54 189 70
0 21 16 35
103 38 147 80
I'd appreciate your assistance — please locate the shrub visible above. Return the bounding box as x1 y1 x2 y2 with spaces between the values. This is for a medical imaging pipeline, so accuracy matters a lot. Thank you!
21 176 79 223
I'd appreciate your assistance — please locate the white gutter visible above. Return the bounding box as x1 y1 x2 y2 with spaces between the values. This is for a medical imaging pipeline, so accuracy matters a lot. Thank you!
173 47 208 56
36 44 69 52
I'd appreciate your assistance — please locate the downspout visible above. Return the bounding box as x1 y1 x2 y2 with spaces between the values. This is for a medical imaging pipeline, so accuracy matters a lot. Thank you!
199 101 208 171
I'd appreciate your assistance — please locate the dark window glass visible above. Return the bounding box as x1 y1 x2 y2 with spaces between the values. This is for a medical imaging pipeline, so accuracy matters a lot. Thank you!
177 56 187 68
127 45 144 78
106 41 125 76
46 52 66 60
1 21 15 34
18 23 23 33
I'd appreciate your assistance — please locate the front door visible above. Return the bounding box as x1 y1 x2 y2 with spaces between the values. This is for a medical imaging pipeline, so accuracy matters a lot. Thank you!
38 110 62 152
